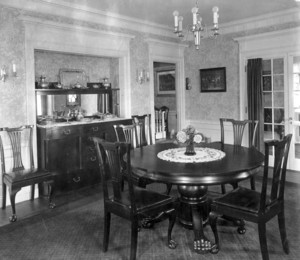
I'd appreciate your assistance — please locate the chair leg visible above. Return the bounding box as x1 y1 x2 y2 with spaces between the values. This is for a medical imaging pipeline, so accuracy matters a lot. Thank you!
48 182 56 209
258 222 269 260
130 218 139 260
2 182 6 209
167 209 177 249
8 188 20 222
250 176 256 190
103 211 111 252
165 184 172 195
278 211 289 254
221 184 226 194
209 211 220 254
30 184 35 200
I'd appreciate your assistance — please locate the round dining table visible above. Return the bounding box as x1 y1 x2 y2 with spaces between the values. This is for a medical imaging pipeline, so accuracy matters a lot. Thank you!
130 141 264 254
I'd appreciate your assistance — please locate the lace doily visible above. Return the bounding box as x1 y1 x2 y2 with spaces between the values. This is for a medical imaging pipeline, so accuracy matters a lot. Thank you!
157 147 226 163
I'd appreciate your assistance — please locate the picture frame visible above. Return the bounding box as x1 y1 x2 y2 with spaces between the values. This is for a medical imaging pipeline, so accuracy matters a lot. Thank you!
200 67 226 92
156 69 176 95
59 68 87 89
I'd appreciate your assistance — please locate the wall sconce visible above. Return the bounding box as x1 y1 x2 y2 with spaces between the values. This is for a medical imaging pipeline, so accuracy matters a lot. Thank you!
0 66 8 82
0 63 17 82
186 77 192 90
136 69 149 84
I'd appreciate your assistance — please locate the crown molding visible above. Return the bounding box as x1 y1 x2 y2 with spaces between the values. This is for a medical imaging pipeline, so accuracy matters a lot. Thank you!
19 15 135 41
0 0 175 38
234 27 300 54
220 8 300 35
147 38 189 49
1 0 299 37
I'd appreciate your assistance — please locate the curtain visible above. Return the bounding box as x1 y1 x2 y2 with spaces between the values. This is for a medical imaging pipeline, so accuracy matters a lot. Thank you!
247 58 264 152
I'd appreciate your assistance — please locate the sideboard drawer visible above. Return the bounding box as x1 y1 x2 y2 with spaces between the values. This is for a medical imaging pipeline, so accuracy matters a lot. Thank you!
83 124 106 142
49 126 81 139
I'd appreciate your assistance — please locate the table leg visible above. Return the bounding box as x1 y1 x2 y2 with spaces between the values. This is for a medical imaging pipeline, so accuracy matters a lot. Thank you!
177 185 215 254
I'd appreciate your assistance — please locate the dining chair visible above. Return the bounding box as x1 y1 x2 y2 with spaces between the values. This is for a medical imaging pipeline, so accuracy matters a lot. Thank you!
220 118 259 193
154 106 168 140
160 106 170 138
92 138 177 260
131 114 172 195
131 114 153 146
0 125 56 222
113 124 139 148
209 134 292 259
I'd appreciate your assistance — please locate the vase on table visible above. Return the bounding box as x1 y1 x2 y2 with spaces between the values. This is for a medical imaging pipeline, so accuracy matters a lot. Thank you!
184 137 196 156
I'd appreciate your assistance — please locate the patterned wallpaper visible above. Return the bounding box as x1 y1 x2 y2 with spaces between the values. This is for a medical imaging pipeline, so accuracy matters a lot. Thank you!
34 50 115 85
0 6 26 127
0 4 299 128
184 35 239 120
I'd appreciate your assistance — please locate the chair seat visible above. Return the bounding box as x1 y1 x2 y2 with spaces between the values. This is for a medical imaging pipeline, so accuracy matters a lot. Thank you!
109 186 175 214
213 187 261 214
3 168 56 184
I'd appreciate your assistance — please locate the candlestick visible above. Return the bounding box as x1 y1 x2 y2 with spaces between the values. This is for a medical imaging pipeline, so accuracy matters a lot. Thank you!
212 6 219 24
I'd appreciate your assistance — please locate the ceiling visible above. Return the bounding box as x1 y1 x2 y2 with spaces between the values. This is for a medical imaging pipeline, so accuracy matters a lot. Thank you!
57 0 299 27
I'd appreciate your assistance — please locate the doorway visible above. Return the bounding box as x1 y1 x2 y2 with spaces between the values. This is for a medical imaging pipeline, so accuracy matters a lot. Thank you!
153 62 177 140
288 54 300 171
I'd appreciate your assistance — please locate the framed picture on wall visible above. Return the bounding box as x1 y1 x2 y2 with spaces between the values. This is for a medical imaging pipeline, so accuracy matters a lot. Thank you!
200 67 226 92
156 69 176 95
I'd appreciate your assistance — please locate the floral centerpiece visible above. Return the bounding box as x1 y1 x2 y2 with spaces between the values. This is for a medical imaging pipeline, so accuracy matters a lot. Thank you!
176 125 203 155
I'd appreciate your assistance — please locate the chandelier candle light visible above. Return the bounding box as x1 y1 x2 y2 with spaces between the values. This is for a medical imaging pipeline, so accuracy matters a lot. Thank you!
173 2 219 50
176 125 203 156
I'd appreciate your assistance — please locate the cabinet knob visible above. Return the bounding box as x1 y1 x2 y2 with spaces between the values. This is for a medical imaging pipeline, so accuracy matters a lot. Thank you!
63 130 71 135
72 176 81 183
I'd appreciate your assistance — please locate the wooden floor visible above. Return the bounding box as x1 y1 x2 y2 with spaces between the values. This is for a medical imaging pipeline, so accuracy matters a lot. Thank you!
0 173 299 259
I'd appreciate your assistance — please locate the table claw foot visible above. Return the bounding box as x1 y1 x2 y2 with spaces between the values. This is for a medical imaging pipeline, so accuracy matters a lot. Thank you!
210 243 219 254
141 217 154 229
49 202 56 209
168 239 177 249
237 226 246 234
9 214 17 222
194 238 212 254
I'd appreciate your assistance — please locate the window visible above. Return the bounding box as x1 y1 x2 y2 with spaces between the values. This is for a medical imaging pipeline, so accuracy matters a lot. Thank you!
262 58 285 143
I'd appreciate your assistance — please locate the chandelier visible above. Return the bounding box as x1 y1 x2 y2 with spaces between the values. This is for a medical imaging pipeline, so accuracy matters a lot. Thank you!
173 2 219 50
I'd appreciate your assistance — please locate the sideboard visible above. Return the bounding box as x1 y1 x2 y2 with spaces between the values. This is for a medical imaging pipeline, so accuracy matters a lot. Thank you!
37 118 131 191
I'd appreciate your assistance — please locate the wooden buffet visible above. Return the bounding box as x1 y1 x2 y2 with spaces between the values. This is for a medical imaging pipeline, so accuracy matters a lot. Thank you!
36 88 131 191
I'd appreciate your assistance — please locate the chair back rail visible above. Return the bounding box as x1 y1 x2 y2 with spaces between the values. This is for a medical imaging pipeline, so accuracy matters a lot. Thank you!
0 125 34 172
132 114 153 146
220 118 258 147
113 124 139 148
260 134 292 212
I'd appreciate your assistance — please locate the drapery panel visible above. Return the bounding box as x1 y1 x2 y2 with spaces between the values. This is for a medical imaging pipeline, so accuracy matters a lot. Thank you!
247 58 264 152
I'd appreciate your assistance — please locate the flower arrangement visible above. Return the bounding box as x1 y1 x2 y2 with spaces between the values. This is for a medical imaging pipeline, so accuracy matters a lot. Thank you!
176 125 203 144
176 125 203 155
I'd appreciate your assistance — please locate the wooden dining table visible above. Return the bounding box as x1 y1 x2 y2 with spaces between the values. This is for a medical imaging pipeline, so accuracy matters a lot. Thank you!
130 141 264 254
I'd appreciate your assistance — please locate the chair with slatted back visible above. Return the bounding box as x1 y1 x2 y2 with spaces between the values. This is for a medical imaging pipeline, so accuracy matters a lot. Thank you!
220 118 259 193
113 124 139 148
0 125 56 222
160 106 170 138
209 134 292 259
92 139 177 260
131 114 172 194
131 114 153 146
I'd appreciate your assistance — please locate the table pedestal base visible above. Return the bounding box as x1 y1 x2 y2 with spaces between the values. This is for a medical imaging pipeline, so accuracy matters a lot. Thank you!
177 185 217 254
